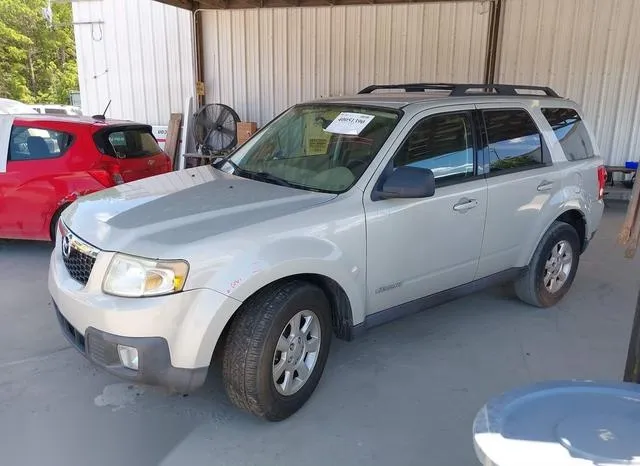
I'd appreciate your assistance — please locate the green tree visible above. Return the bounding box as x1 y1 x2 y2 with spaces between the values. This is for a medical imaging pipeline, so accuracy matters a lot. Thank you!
0 0 78 104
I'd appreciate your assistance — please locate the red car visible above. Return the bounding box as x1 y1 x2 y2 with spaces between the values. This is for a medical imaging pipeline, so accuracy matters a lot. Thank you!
0 114 172 241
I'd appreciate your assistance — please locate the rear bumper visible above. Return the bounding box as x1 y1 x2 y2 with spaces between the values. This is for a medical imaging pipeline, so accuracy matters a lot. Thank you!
54 301 208 392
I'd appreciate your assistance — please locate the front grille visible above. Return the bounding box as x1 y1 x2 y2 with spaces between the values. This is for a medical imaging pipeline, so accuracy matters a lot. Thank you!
63 248 96 285
60 227 100 285
55 306 85 351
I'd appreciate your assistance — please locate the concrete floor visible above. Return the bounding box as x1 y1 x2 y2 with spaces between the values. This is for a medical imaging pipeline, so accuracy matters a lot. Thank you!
0 203 638 466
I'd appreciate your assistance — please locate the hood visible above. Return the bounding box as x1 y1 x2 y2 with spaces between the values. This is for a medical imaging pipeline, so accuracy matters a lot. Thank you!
62 166 336 257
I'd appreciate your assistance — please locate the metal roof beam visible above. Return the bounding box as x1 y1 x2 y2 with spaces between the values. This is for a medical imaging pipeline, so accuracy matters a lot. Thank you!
152 0 194 10
197 0 229 7
153 0 472 9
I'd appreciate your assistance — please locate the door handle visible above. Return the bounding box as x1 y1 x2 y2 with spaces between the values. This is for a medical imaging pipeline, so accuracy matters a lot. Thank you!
453 198 478 212
537 180 554 192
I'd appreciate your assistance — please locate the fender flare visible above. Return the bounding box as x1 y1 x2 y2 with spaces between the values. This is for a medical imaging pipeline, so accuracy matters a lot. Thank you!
518 204 587 266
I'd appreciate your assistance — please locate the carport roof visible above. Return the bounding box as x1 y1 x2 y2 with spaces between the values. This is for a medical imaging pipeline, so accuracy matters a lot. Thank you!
155 0 460 10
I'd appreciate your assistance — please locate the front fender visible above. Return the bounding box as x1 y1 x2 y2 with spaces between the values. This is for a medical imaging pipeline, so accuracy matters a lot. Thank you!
190 235 367 327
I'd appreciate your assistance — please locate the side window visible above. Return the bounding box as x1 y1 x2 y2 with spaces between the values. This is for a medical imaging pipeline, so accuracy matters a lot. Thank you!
8 126 73 161
393 113 475 186
483 110 544 173
541 108 594 161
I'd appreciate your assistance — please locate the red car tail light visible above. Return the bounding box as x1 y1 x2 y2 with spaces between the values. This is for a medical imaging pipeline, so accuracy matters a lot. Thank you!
88 169 116 187
89 160 124 187
159 153 172 172
112 172 125 184
597 165 607 200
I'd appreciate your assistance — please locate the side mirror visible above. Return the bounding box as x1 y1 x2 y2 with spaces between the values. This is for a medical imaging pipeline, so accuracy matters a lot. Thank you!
373 166 436 200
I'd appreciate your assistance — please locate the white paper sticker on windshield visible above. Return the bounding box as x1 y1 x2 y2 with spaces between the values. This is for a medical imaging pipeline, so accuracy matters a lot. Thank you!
324 112 375 135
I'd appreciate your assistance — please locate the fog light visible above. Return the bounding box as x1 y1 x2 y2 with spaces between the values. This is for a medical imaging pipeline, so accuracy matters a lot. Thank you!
117 345 139 370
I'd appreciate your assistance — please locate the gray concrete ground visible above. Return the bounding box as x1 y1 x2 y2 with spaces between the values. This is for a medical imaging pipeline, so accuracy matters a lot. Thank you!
0 203 638 466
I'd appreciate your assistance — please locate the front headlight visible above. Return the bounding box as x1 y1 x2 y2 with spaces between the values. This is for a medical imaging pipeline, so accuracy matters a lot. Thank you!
103 253 189 298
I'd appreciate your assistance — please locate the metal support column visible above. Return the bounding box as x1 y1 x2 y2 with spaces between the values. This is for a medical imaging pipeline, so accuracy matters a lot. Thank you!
193 8 206 108
483 0 504 85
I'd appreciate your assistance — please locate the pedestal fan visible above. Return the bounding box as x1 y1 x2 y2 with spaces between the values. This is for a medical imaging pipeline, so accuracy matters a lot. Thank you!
189 103 240 166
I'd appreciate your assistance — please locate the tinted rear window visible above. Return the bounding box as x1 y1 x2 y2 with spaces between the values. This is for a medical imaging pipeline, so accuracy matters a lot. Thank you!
106 129 161 158
541 108 594 161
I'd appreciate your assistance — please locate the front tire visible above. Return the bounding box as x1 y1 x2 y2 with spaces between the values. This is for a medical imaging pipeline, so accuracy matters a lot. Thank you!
515 221 581 308
222 281 332 421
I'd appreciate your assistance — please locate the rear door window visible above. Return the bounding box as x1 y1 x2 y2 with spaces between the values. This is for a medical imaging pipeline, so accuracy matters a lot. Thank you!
8 126 73 161
106 129 161 158
482 109 545 174
541 108 594 161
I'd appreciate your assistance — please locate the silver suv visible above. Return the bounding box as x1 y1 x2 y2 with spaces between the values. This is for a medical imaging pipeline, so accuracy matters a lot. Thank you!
49 83 606 421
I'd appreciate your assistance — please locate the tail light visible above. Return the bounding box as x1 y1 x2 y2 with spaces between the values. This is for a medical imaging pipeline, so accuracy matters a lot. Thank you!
89 169 123 187
597 165 607 200
90 159 125 187
163 153 173 172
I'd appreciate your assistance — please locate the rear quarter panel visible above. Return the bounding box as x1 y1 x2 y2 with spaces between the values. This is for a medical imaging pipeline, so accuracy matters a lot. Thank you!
515 103 604 266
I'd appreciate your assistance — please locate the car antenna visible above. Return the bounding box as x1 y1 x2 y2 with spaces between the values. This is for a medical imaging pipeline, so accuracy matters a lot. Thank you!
92 100 111 121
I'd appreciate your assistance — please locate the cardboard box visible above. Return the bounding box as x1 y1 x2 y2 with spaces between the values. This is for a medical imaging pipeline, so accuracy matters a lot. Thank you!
237 122 258 145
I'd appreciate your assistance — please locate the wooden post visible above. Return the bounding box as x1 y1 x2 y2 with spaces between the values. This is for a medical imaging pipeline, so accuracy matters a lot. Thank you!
164 113 183 170
617 166 640 245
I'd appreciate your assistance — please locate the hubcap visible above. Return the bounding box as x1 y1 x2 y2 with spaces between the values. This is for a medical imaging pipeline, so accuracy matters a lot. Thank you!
543 240 573 293
272 310 321 396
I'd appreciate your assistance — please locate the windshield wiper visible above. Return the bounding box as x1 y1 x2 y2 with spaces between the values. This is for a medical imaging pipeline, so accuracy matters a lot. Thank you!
213 159 295 188
213 157 241 172
249 171 295 188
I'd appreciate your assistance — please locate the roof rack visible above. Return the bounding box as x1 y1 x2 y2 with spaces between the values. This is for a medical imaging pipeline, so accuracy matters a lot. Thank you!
357 83 560 98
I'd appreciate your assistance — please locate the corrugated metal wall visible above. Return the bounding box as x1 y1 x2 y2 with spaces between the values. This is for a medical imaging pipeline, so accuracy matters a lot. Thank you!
72 0 195 126
499 0 640 165
202 2 490 125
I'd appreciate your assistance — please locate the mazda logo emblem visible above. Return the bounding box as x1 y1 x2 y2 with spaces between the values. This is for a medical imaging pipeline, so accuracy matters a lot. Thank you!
62 234 72 258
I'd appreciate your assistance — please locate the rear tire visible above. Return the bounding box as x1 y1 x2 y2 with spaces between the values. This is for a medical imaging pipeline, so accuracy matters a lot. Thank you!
515 221 581 308
222 281 332 421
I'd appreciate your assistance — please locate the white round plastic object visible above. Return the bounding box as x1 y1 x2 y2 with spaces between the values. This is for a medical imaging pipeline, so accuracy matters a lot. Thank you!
473 380 640 466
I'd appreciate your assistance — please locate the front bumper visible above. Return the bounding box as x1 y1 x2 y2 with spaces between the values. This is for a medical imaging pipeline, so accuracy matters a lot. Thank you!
48 235 243 392
54 301 207 392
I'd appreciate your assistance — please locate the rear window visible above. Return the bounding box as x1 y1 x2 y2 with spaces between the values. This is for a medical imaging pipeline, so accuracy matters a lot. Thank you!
105 129 161 158
541 108 594 161
8 126 73 161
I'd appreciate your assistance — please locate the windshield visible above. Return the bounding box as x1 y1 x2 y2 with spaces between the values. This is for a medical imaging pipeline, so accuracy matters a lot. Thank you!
218 104 400 193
